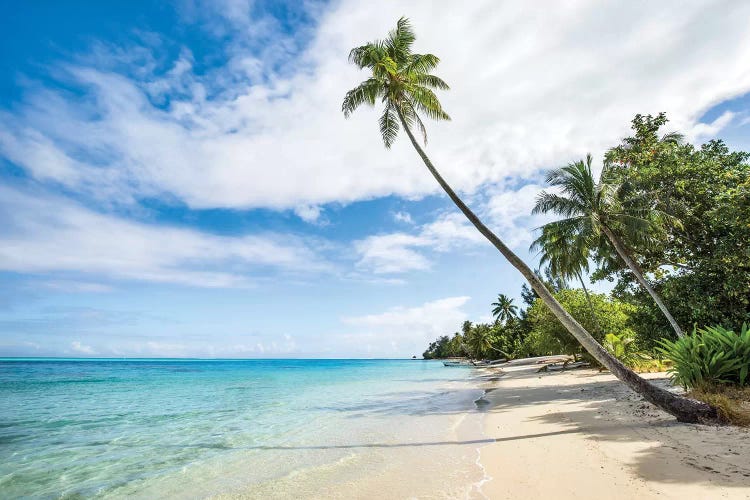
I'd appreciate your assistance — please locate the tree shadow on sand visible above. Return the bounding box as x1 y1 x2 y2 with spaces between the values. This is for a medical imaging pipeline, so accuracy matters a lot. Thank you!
306 370 750 488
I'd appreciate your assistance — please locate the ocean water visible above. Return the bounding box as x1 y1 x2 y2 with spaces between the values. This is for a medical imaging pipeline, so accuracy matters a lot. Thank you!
0 359 489 499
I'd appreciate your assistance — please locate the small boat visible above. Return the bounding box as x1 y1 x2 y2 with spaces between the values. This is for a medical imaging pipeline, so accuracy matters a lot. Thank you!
442 360 472 367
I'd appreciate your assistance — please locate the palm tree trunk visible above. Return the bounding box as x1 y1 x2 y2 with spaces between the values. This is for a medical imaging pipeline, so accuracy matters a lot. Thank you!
575 270 602 336
395 109 715 423
599 225 684 338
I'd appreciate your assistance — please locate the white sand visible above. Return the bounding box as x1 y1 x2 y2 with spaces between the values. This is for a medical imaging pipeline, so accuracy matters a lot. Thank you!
477 366 750 499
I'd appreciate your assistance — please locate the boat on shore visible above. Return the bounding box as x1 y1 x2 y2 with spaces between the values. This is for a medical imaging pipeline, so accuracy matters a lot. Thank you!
442 360 472 367
443 358 507 367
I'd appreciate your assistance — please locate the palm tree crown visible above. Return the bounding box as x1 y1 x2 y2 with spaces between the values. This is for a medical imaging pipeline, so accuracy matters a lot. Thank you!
530 223 592 284
533 154 684 337
342 17 450 147
491 294 518 324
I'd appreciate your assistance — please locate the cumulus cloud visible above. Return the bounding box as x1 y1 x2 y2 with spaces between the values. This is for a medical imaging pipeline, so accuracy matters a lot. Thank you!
483 183 557 249
354 182 553 275
340 296 471 356
0 186 331 287
294 204 325 224
2 1 749 212
354 212 484 274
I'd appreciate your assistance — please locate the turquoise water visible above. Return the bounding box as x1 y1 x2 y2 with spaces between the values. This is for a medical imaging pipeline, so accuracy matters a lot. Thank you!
0 359 484 498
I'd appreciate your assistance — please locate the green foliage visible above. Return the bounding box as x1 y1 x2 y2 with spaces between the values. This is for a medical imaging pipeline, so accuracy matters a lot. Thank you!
657 324 750 389
343 17 450 148
603 113 750 332
533 151 684 337
424 316 527 361
491 294 518 324
603 332 648 368
521 289 636 360
422 333 464 359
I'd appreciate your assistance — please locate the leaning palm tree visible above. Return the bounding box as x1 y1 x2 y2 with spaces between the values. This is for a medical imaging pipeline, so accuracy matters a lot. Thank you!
491 294 518 325
342 17 715 422
530 224 601 335
533 155 684 338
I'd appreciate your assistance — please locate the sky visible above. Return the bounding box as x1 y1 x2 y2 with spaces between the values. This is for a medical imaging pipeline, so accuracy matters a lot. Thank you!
1 0 750 358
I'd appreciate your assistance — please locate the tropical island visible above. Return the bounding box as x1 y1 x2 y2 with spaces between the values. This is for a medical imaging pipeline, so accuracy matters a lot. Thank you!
2 5 750 499
348 17 748 425
345 16 750 498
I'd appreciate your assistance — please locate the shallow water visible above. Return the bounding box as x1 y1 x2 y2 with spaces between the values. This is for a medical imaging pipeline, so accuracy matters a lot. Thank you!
0 359 487 498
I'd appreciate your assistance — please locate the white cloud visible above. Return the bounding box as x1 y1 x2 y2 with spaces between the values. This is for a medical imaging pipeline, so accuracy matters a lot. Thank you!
354 212 484 274
340 296 470 356
685 111 735 141
354 183 551 275
483 183 556 249
392 211 414 224
355 233 432 274
294 204 324 224
2 1 749 213
0 186 331 287
71 341 95 355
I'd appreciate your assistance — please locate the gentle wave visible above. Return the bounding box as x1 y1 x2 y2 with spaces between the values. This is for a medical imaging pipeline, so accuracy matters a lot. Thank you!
1 359 486 498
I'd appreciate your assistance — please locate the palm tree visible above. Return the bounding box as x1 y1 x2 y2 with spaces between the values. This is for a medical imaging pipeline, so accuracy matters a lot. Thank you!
533 155 684 338
491 294 518 325
530 224 601 335
464 322 508 360
342 17 715 422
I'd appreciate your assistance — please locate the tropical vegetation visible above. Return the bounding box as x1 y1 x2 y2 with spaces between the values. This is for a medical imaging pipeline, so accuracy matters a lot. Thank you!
657 324 750 390
344 17 750 423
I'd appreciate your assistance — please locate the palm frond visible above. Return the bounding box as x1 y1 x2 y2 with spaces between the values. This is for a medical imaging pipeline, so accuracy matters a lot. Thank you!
408 86 451 121
342 78 383 117
379 102 400 148
386 16 416 63
412 72 450 90
402 100 428 145
348 42 386 69
404 53 441 76
533 192 585 218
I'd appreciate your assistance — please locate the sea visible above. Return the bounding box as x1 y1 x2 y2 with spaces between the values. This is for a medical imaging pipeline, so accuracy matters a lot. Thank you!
0 358 491 499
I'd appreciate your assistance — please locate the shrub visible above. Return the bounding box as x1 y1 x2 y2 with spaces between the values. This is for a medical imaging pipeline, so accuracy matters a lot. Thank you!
522 289 636 360
657 324 750 389
603 332 649 368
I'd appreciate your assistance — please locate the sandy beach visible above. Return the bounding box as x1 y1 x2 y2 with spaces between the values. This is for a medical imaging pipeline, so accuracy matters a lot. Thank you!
477 364 750 499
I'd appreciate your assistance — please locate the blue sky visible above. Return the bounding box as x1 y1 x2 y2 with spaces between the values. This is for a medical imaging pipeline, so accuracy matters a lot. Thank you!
2 0 750 358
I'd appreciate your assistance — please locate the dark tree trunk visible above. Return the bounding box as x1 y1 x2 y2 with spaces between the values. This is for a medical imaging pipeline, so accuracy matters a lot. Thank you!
395 109 716 424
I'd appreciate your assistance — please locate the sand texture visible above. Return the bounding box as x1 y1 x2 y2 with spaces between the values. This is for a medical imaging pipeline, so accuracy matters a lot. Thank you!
478 365 750 499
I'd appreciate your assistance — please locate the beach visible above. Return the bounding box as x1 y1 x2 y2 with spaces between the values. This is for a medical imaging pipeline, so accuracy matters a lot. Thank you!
476 364 750 499
3 358 750 499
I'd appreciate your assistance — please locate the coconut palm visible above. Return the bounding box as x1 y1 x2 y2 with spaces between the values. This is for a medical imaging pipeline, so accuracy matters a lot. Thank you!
491 294 518 325
533 154 684 338
464 323 508 360
342 17 715 422
530 224 601 334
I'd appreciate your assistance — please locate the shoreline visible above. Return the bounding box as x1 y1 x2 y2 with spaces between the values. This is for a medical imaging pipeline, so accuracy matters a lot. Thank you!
473 364 750 499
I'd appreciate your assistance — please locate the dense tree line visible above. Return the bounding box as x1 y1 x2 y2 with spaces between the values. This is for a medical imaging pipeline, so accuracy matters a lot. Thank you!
424 114 749 364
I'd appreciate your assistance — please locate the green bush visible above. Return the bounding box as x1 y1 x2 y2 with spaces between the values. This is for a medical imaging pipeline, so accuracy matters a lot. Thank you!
603 332 649 368
657 324 750 389
521 289 636 360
